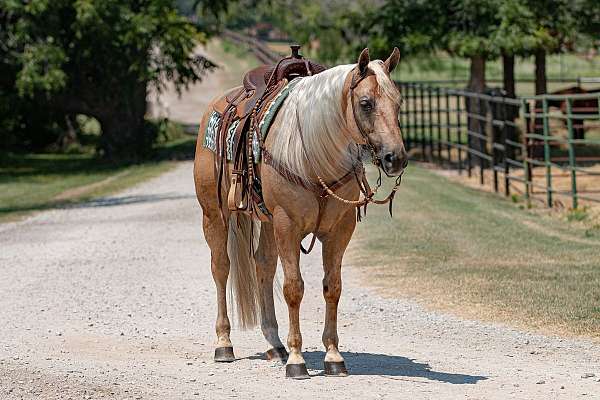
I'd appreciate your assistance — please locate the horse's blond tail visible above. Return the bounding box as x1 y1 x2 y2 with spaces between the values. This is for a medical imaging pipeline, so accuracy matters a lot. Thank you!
227 214 260 329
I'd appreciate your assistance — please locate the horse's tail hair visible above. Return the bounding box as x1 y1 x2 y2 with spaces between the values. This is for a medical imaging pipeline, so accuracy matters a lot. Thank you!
227 213 260 329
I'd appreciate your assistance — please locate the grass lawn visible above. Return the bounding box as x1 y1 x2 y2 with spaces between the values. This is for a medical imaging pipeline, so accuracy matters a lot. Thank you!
0 135 197 223
348 165 600 338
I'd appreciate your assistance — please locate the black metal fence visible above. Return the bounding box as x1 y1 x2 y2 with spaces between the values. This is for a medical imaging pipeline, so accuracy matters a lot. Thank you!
398 82 600 208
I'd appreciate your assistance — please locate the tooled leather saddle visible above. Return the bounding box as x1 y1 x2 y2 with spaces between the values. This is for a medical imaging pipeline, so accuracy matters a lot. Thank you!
211 45 326 222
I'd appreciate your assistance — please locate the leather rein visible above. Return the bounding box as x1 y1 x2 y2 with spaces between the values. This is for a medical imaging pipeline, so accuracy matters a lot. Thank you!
290 67 404 254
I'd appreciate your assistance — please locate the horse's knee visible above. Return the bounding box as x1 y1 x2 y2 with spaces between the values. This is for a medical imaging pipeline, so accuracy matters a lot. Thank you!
283 277 304 308
323 279 342 304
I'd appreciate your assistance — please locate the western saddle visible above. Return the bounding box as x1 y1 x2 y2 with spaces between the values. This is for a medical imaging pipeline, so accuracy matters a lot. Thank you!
211 45 326 222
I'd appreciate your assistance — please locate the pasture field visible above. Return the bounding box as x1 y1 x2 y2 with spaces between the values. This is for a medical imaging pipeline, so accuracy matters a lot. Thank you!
348 165 600 338
0 135 196 223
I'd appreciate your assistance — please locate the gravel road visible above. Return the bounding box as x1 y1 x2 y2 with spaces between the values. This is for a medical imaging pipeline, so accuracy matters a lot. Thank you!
1 162 599 400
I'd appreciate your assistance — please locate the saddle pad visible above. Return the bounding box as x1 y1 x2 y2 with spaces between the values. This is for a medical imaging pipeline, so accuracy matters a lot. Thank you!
203 77 302 161
204 112 242 159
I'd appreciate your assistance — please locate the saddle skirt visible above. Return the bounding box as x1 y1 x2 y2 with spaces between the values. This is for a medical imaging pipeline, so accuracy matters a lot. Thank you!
203 77 302 163
202 46 327 222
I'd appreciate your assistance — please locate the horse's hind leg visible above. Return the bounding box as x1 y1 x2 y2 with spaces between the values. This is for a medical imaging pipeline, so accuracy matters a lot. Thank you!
320 209 356 376
254 222 287 361
202 212 235 362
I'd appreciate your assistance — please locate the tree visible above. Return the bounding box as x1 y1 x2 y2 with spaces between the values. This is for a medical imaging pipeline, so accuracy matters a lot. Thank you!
532 1 575 94
574 0 600 44
224 0 382 64
1 0 217 159
362 0 502 163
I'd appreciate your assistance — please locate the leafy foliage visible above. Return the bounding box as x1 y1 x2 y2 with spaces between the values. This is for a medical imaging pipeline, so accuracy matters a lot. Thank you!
0 0 217 158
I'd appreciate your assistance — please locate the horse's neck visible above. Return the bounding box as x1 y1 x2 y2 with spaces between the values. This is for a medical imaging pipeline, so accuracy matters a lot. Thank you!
298 115 356 183
266 68 358 184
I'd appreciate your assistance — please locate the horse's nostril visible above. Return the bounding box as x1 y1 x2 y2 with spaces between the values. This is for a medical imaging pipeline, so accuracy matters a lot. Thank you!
384 153 395 163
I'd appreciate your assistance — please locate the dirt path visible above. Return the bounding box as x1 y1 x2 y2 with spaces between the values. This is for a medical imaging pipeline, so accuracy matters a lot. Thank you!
1 162 600 399
147 39 258 126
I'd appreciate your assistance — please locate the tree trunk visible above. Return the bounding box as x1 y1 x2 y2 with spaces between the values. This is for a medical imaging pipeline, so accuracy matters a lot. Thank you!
56 114 79 151
468 55 486 93
502 53 515 98
502 53 518 160
467 55 488 167
534 49 547 95
98 80 152 160
534 49 547 134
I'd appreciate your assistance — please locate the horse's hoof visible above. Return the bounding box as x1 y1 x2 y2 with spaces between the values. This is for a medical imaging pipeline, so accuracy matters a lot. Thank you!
214 346 235 363
266 346 288 362
285 363 310 379
324 361 348 377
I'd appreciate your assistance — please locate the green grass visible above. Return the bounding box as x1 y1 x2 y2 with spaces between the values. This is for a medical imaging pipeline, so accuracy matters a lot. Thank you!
0 135 197 223
348 165 600 338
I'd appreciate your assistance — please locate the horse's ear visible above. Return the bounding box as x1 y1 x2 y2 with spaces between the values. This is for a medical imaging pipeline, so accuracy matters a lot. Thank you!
357 48 370 76
384 47 400 74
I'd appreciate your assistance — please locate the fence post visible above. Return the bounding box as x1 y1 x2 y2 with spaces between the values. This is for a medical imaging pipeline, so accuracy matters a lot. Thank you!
408 84 414 150
565 98 578 209
478 96 485 186
542 98 553 207
427 87 435 162
501 97 510 197
398 83 404 148
420 85 426 160
487 98 498 193
436 87 442 163
520 99 531 206
444 90 451 166
457 93 464 175
419 85 426 160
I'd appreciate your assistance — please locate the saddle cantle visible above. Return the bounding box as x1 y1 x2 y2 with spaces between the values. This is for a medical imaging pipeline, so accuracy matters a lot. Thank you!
209 45 327 222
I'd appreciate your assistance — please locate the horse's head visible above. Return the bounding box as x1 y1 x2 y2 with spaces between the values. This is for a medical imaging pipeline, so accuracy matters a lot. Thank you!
344 48 408 176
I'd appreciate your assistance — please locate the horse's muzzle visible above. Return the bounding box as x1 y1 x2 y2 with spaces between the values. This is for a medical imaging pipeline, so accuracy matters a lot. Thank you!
381 149 408 176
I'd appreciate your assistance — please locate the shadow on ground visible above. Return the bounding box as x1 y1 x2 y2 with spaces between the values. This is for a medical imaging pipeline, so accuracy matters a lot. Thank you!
249 351 487 384
66 193 195 208
0 193 195 215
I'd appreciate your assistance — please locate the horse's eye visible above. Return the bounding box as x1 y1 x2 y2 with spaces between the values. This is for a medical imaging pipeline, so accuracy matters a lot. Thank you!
359 98 373 112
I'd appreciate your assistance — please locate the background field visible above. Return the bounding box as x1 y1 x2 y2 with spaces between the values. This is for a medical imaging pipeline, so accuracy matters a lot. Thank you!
348 165 600 338
0 136 196 223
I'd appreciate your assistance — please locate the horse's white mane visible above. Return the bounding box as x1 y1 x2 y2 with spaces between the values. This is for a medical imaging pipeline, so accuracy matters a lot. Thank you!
269 60 400 184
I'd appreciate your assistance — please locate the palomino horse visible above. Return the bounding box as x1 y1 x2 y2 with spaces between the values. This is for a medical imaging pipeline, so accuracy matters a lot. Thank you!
193 48 407 379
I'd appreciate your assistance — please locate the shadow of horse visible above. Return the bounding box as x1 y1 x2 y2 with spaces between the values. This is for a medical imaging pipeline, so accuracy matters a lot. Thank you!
63 193 195 209
249 351 487 384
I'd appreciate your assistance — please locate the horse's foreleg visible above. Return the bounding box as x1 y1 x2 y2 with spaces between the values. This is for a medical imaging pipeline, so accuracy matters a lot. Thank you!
272 209 309 379
202 213 235 362
321 209 356 376
254 222 287 361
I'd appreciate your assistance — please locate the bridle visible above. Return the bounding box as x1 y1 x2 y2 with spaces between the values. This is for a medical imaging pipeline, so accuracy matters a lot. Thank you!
313 66 404 215
296 66 404 253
